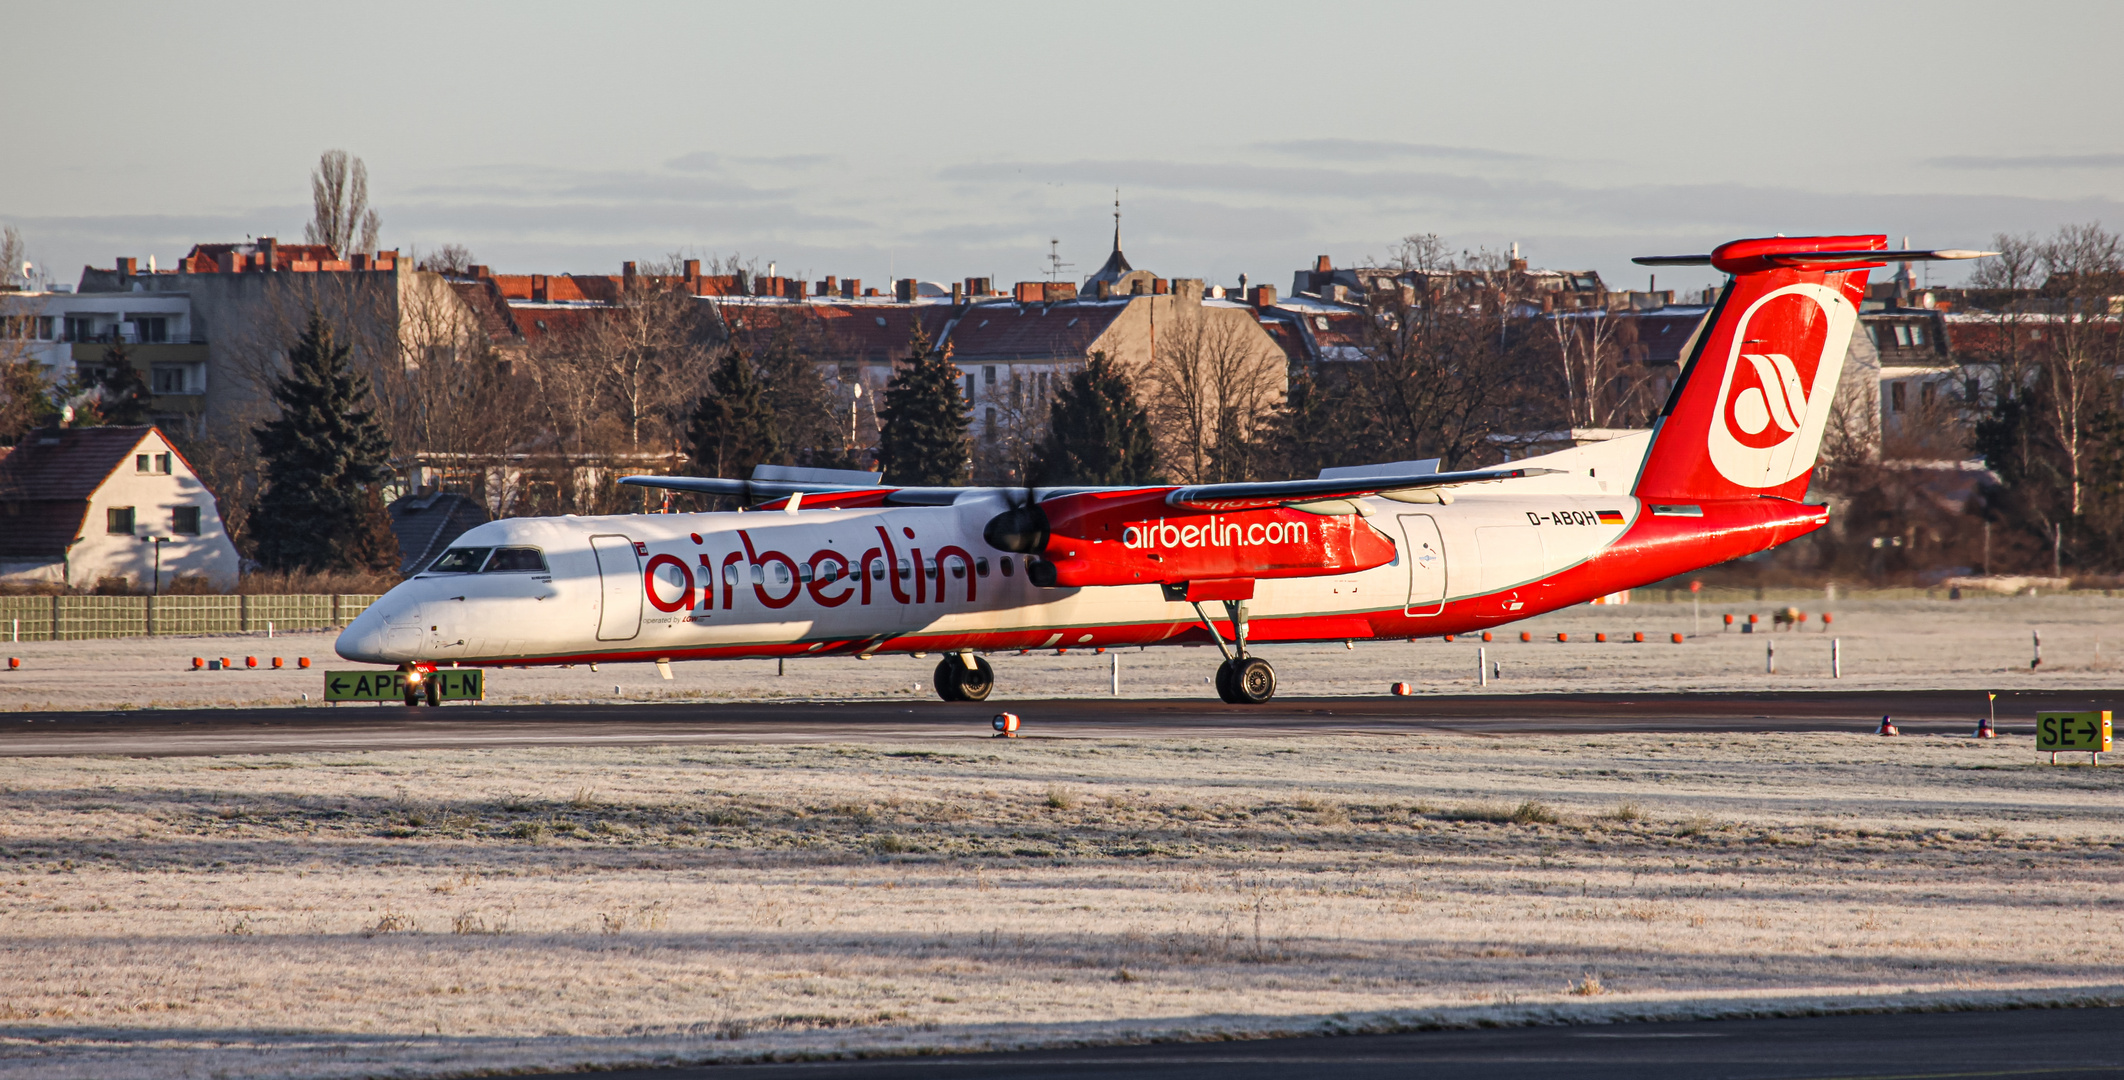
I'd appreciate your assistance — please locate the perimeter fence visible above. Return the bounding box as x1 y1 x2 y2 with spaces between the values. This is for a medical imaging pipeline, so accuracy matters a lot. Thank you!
0 595 379 642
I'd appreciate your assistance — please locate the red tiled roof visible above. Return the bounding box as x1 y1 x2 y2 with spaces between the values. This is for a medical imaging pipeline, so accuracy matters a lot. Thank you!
717 304 956 364
450 281 522 343
0 426 153 558
944 302 1124 363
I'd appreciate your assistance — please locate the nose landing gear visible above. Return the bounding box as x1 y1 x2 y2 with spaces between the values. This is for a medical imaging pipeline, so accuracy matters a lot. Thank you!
1195 599 1276 704
933 652 995 702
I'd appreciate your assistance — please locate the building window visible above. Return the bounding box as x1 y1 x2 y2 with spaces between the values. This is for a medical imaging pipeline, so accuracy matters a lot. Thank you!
107 507 135 535
151 365 188 394
156 453 171 474
65 316 97 343
984 365 996 385
1890 382 1905 412
1910 325 1925 346
136 454 150 473
1921 382 1936 406
128 316 169 343
1893 324 1913 347
35 316 53 340
985 406 997 439
964 373 975 402
172 506 201 535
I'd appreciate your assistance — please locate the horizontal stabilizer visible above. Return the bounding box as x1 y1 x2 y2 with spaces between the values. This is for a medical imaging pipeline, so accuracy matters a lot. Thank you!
1634 248 1994 267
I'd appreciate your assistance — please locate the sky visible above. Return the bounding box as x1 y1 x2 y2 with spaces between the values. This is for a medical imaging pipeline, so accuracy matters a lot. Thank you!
4 1 2120 296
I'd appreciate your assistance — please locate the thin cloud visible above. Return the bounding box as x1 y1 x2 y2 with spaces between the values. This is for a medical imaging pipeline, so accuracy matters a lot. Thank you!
664 151 722 173
1927 152 2124 170
1255 138 1539 164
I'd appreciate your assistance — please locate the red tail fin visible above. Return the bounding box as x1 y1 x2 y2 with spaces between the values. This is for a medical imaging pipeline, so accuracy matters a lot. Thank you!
1633 235 1881 503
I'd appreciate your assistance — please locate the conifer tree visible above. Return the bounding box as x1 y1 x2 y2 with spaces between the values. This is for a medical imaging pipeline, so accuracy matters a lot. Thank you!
687 347 782 478
250 312 398 572
1033 351 1158 485
90 343 153 426
875 322 969 485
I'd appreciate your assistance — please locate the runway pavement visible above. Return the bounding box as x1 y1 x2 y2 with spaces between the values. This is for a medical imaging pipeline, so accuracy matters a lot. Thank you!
545 1006 2124 1080
2 688 2116 757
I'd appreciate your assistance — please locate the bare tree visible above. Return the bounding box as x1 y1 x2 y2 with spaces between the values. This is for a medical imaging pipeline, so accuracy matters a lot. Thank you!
414 244 475 276
0 225 25 289
1339 240 1549 469
305 150 381 258
1148 305 1284 483
2034 223 2124 517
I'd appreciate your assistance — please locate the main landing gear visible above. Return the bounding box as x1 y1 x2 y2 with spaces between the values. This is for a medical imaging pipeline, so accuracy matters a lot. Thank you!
1195 600 1276 704
933 652 996 702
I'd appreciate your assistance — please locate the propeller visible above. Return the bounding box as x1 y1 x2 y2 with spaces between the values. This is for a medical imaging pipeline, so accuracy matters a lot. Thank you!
982 475 1049 554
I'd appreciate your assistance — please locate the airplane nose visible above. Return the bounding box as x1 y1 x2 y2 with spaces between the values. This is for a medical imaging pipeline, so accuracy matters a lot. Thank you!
335 609 390 664
336 595 419 663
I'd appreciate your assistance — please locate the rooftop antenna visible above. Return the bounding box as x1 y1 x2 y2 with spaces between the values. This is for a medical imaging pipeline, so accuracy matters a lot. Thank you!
1045 238 1073 283
1113 188 1122 251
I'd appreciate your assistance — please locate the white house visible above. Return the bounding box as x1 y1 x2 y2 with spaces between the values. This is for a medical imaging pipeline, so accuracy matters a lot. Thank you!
0 425 239 590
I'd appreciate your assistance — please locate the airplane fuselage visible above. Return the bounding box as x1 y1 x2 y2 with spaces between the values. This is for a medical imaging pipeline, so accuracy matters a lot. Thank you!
337 451 1825 669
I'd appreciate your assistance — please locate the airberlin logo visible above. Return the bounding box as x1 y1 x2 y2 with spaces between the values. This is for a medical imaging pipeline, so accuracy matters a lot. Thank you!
1122 516 1311 550
1705 282 1857 489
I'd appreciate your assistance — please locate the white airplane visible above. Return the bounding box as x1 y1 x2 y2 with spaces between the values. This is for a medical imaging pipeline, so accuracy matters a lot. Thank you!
338 235 1989 704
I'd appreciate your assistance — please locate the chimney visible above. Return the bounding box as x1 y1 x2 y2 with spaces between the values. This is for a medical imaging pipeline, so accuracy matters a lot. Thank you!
114 257 137 276
622 261 638 279
1248 284 1277 309
217 251 243 274
1314 255 1331 273
468 264 490 279
841 278 859 299
1173 278 1204 303
1094 280 1113 300
533 274 548 302
950 282 963 306
350 253 371 271
1015 281 1044 304
1508 257 1528 272
258 237 277 269
683 258 701 279
1153 278 1169 295
895 278 916 303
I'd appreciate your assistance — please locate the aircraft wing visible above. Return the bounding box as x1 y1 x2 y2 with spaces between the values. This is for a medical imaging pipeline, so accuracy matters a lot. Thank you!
1166 466 1560 511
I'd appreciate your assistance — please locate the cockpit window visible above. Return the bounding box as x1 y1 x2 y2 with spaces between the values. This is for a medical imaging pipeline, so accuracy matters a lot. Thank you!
427 547 491 574
482 547 547 573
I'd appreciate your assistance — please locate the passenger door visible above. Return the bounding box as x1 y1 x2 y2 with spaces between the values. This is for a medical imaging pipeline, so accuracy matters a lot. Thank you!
590 534 642 641
1399 514 1447 616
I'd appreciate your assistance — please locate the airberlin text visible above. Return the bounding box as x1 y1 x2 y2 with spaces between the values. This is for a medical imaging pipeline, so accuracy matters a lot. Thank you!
640 525 979 616
1120 516 1311 551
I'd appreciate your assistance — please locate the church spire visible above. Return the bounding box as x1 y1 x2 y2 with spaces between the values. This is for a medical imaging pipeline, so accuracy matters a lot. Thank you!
1112 188 1122 255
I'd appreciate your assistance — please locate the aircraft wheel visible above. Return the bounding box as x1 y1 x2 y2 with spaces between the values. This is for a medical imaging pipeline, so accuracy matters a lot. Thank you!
1228 657 1276 704
932 655 995 702
1213 659 1238 703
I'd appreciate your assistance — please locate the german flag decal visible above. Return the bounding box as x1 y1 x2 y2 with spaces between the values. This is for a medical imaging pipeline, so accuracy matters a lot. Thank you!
1597 509 1626 525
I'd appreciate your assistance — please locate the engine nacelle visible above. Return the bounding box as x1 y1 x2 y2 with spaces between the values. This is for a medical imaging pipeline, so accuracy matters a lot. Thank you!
1011 489 1398 587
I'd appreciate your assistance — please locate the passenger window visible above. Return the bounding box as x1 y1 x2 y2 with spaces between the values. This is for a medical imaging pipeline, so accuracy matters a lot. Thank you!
1000 556 1015 577
428 547 491 573
482 547 547 572
750 565 765 585
724 563 740 586
976 557 990 577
